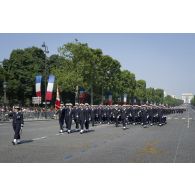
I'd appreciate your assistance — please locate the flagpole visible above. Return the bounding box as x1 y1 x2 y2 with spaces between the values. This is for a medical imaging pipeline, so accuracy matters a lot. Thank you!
42 42 49 119
55 85 61 110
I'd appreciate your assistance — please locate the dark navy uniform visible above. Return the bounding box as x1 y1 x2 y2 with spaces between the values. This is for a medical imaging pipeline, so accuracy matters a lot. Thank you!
121 106 127 129
73 104 80 130
113 106 120 127
106 106 112 124
56 104 65 133
12 106 24 145
97 106 103 124
90 106 96 126
84 104 91 130
65 103 74 133
141 106 148 128
79 105 86 133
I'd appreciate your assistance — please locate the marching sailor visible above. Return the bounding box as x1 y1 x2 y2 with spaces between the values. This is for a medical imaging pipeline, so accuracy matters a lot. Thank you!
56 103 65 133
66 103 74 134
79 104 86 134
121 105 127 129
12 106 24 145
73 103 80 131
84 103 91 131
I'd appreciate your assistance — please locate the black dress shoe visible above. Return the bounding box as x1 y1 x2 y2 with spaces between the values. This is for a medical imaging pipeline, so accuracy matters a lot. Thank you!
12 141 16 145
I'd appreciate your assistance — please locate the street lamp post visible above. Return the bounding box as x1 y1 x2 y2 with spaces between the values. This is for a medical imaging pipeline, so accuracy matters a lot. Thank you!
0 61 7 110
3 80 7 110
90 83 93 105
90 64 95 105
75 85 79 104
42 42 49 118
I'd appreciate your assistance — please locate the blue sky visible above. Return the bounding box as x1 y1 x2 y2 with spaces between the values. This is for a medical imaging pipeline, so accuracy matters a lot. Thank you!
0 33 195 98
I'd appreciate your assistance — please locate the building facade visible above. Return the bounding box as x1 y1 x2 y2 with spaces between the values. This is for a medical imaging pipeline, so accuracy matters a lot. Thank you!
181 93 194 104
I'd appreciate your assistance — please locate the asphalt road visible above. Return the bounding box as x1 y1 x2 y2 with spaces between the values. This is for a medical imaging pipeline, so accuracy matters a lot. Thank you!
0 105 195 163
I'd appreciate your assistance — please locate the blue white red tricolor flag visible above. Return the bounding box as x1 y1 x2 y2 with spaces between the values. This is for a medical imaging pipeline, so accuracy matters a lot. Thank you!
108 92 113 105
55 85 60 110
35 75 42 97
123 93 127 104
46 74 55 101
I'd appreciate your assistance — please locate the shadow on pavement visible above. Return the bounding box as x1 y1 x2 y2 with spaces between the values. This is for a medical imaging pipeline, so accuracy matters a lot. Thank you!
123 127 130 130
18 140 34 144
82 129 95 134
66 129 80 134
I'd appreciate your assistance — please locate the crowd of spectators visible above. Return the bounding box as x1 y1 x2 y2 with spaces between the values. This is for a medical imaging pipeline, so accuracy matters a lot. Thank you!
0 106 56 121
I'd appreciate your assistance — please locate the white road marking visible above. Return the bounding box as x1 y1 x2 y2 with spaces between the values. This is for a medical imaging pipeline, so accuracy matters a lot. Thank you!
182 118 186 120
29 124 110 143
32 136 47 141
187 109 190 129
174 118 179 120
173 128 184 163
168 117 172 120
56 132 66 135
174 107 192 162
187 119 190 128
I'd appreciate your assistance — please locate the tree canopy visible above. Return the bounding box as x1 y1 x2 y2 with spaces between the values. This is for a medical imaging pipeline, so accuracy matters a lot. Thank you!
191 96 195 106
0 47 45 106
0 41 185 107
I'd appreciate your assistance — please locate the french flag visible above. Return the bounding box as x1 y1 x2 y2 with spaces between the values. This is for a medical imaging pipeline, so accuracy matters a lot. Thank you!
123 93 127 103
46 74 55 101
108 92 113 105
55 85 60 110
35 75 42 97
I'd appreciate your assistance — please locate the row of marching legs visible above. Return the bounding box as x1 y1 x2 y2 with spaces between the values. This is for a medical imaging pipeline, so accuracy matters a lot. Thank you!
58 114 167 134
92 115 167 129
59 118 91 134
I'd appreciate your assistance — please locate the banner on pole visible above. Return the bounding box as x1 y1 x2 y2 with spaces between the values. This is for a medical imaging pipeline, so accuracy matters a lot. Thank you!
124 93 127 103
46 74 55 101
35 75 42 97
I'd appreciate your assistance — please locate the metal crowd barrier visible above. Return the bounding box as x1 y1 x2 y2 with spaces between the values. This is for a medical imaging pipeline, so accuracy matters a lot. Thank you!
0 111 10 121
22 111 57 120
0 111 57 122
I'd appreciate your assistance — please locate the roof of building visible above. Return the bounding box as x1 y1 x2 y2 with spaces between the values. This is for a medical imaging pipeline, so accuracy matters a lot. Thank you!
182 93 193 96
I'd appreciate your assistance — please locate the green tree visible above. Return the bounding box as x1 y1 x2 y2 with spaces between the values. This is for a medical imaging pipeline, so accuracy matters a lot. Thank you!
1 47 45 106
154 88 164 104
135 80 146 104
164 95 183 106
58 42 100 103
115 70 136 104
191 96 195 106
95 55 121 103
58 41 122 104
146 87 155 103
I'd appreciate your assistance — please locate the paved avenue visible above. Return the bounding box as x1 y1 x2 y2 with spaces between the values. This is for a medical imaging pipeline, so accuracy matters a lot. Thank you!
0 105 195 163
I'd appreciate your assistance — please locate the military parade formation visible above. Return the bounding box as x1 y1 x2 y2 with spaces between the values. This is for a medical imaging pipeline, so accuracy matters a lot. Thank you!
9 103 186 145
55 103 186 134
